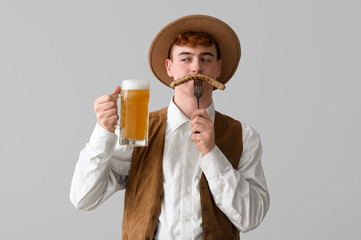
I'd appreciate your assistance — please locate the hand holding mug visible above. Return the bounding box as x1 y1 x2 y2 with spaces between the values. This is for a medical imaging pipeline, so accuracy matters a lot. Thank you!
94 86 121 133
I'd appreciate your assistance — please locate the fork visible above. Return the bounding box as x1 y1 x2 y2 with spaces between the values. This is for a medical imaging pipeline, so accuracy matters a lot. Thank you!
193 77 203 109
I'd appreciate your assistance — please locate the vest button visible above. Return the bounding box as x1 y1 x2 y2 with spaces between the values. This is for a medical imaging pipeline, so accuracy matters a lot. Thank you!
200 184 206 190
146 237 150 240
152 215 156 220
204 228 210 234
202 206 208 212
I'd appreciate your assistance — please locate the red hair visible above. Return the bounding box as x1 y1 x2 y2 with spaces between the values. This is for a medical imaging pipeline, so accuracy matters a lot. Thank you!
168 31 221 59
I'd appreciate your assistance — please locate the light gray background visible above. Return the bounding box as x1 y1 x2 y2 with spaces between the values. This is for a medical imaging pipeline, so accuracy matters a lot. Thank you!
1 0 360 239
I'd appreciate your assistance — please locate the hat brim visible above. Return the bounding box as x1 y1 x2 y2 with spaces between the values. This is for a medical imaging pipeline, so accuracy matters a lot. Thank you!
148 14 241 88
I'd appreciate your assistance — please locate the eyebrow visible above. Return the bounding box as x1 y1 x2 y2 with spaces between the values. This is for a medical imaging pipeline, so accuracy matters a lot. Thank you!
178 52 215 57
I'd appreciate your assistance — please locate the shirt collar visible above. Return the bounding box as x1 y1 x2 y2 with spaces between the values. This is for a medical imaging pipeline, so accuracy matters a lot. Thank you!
167 97 215 133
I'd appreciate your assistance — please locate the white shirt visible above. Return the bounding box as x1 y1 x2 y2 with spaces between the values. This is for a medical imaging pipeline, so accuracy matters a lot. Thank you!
70 99 270 239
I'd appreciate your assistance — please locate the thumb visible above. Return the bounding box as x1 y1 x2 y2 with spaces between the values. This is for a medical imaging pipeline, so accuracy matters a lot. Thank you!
112 86 121 94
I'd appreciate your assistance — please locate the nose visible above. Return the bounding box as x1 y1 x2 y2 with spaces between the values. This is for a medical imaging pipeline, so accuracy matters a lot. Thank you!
191 59 202 74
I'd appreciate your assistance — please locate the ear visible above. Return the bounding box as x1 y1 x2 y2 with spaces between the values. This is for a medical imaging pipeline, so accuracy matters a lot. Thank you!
165 59 174 77
216 59 222 78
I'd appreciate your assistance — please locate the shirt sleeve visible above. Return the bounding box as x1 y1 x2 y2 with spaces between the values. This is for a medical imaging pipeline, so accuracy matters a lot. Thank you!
199 124 270 233
70 123 134 211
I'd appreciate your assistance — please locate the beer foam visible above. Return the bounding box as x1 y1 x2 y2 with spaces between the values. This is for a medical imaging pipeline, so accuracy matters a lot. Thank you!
121 79 150 90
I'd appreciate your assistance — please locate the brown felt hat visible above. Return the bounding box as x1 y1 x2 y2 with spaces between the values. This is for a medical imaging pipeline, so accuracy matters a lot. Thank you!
148 14 241 88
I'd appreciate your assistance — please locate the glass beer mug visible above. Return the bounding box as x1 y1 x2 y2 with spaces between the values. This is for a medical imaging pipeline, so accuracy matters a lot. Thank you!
118 79 150 146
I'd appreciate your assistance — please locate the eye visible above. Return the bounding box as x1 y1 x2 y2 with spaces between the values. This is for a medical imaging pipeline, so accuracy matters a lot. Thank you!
180 58 191 62
201 58 212 62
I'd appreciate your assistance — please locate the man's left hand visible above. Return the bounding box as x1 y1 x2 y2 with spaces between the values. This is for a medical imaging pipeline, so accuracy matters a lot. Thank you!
191 109 215 156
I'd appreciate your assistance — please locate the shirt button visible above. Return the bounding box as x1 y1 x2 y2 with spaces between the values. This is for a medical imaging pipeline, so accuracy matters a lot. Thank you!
185 216 190 222
185 189 190 195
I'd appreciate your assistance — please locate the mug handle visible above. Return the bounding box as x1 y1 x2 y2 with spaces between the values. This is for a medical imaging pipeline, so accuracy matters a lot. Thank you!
116 93 122 131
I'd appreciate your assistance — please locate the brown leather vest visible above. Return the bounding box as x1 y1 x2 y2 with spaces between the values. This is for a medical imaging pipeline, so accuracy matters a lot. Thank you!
122 107 243 240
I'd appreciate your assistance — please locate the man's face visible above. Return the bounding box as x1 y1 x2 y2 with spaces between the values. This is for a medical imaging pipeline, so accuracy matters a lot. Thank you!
165 44 222 94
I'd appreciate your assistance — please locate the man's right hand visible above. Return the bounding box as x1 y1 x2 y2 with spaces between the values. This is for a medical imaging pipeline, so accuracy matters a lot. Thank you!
94 86 121 133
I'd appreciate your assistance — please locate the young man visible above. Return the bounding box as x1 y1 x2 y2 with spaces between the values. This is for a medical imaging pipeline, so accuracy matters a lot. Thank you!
70 15 270 239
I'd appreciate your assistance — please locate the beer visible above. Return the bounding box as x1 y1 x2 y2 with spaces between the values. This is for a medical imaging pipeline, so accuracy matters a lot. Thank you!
119 80 150 146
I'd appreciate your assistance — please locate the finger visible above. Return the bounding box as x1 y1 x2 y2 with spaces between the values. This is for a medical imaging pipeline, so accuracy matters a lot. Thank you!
100 115 119 132
191 131 207 142
95 101 117 112
191 109 212 121
112 86 121 94
98 108 118 119
111 87 121 101
191 124 201 134
103 114 119 125
191 122 213 137
191 109 204 120
192 133 201 142
99 113 119 126
191 124 211 135
191 116 212 129
95 94 118 104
